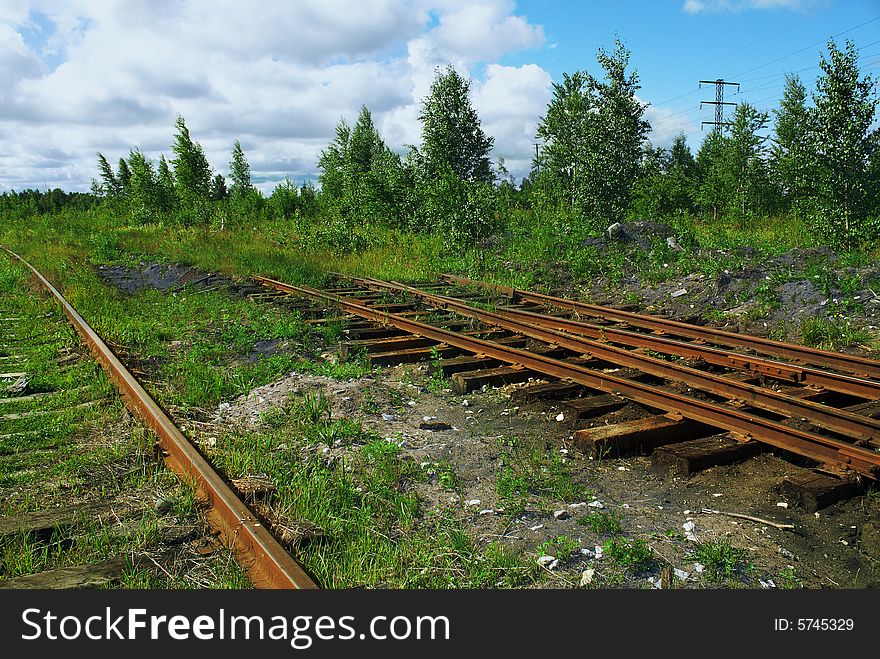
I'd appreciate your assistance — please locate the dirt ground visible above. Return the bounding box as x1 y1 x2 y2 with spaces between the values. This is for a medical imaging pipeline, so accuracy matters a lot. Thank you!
213 362 880 589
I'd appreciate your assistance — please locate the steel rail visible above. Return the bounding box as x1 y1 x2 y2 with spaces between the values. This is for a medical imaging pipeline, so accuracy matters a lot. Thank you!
440 273 880 380
343 275 880 445
254 275 880 479
4 248 317 589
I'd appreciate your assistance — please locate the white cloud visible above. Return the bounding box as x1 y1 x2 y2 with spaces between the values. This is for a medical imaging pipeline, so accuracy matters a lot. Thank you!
0 0 550 192
682 0 827 13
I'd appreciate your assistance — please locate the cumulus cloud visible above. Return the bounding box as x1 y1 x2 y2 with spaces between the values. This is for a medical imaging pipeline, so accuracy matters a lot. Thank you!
1 0 552 192
682 0 827 13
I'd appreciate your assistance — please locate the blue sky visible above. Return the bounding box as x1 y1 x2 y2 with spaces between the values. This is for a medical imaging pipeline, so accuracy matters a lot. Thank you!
1 0 877 193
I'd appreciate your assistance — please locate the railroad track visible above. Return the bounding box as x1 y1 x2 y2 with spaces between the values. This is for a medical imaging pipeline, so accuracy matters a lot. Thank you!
1 248 316 589
251 271 880 504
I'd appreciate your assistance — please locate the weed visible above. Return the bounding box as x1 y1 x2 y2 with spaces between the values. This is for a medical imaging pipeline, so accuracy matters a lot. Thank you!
537 535 581 562
800 316 871 351
688 537 748 583
777 567 803 589
602 536 654 572
578 510 622 535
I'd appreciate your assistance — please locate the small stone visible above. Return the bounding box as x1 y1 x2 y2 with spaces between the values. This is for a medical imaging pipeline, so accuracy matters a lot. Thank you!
760 579 776 589
776 502 789 508
579 569 595 586
674 568 690 581
580 548 595 557
479 509 494 516
462 399 470 407
671 288 688 298
569 502 587 509
553 509 570 520
666 236 684 251
693 562 705 573
555 412 565 422
594 545 603 559
381 413 395 421
407 400 416 406
466 499 481 506
588 500 604 509
529 524 544 532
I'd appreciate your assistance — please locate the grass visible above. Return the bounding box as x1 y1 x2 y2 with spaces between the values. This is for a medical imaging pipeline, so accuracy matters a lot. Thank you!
537 534 581 562
578 510 623 535
496 437 592 515
800 316 872 351
602 536 654 572
688 537 749 583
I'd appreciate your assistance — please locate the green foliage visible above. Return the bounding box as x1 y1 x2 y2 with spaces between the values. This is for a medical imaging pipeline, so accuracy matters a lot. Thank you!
535 39 649 227
602 536 654 571
419 65 494 184
578 510 623 535
771 74 812 214
537 535 581 562
228 139 252 197
805 39 879 248
688 538 748 583
171 115 213 221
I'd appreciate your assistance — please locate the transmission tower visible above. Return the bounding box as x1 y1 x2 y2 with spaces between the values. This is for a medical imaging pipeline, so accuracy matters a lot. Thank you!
699 79 740 132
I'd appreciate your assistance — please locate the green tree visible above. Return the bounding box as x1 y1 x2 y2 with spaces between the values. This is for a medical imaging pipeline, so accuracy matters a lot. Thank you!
317 118 351 202
419 65 494 183
534 39 649 226
96 153 119 197
228 139 252 197
771 74 812 214
807 39 879 247
157 154 176 211
211 173 228 200
126 148 158 222
726 102 772 219
117 157 132 194
170 115 213 209
694 130 730 220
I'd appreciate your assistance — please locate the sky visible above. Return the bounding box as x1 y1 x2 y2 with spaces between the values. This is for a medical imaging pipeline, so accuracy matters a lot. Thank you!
0 0 878 194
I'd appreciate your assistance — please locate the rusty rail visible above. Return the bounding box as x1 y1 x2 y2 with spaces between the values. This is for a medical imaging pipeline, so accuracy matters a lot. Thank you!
344 275 880 445
4 248 317 589
254 275 880 479
440 273 880 380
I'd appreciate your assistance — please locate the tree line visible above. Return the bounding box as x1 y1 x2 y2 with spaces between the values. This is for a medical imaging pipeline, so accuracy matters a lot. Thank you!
15 36 874 251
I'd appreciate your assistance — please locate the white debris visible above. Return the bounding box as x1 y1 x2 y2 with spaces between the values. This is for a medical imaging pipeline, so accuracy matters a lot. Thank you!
588 500 605 509
555 412 565 422
674 569 690 581
682 521 698 542
569 502 587 509
580 569 595 586
693 563 705 573
647 576 663 589
683 510 691 515
422 415 437 422
407 400 416 406
537 555 559 570
529 524 544 532
776 502 789 508
779 548 795 560
618 466 629 471
553 510 570 520
580 548 595 557
712 493 723 498
479 509 495 516
341 396 351 402
465 499 481 506
462 399 470 407
449 495 460 504
671 288 688 298
381 413 395 421
760 579 776 589
594 545 604 559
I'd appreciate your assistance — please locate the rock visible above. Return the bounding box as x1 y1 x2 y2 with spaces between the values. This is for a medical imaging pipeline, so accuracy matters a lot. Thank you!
553 509 570 520
666 236 684 251
419 420 452 431
588 500 604 509
607 222 631 243
579 568 595 586
671 288 688 298
381 413 395 421
555 412 565 422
